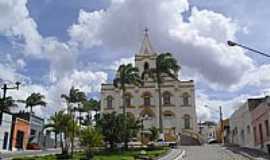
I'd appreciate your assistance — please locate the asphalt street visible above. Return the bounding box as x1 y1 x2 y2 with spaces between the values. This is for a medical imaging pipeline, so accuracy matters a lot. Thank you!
178 144 250 160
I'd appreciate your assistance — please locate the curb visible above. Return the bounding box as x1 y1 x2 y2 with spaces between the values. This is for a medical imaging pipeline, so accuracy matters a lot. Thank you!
176 150 186 160
238 151 256 160
158 149 185 160
238 151 269 160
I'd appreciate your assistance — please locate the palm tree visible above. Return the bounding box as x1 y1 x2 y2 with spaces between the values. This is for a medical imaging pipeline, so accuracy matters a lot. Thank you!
113 64 143 115
113 63 143 149
142 53 180 137
19 93 46 114
79 127 103 159
44 110 73 154
44 111 62 149
61 87 86 113
0 96 17 112
61 87 86 157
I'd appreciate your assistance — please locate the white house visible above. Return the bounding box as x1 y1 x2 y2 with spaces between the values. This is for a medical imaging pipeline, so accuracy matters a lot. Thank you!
0 111 13 151
230 101 256 147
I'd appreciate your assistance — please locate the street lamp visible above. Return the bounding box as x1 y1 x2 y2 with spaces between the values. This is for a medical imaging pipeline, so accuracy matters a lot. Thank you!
227 40 270 58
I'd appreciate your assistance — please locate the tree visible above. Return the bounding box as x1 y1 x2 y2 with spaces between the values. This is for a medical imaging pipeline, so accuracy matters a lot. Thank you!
44 110 73 154
19 93 46 114
44 111 63 149
0 96 17 112
113 63 143 149
124 113 141 143
80 127 103 159
96 112 140 150
61 87 86 113
96 112 124 150
142 53 180 137
61 87 86 157
149 127 159 142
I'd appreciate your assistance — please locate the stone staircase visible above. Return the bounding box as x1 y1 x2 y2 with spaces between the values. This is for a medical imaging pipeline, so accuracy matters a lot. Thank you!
180 129 203 146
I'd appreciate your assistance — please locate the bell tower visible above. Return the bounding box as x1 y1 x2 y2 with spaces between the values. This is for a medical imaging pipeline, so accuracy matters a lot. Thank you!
135 28 157 76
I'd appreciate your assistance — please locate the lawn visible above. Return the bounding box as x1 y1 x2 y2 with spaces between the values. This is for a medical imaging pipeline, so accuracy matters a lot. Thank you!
12 148 169 160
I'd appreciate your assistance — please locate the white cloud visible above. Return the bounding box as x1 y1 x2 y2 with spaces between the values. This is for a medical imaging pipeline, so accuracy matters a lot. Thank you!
68 10 104 48
0 0 79 82
0 63 27 83
235 64 270 89
44 69 108 117
0 0 110 119
109 57 135 70
1 66 108 119
69 0 254 90
0 0 43 55
43 38 76 82
188 7 238 43
196 91 250 122
16 59 26 70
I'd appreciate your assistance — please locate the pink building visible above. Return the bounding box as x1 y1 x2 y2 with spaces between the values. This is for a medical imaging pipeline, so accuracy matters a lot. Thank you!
250 96 270 153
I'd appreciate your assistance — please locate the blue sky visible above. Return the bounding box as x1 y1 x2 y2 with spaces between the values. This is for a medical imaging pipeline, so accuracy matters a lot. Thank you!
0 0 270 121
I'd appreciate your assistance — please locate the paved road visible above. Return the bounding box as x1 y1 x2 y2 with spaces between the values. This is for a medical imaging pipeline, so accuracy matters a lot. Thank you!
178 144 250 160
158 148 183 160
0 149 61 160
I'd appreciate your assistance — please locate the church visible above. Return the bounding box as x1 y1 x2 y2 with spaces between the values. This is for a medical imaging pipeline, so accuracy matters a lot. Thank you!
100 30 197 141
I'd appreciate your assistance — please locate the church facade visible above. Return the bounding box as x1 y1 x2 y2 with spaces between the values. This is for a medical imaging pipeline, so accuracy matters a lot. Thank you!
101 31 197 141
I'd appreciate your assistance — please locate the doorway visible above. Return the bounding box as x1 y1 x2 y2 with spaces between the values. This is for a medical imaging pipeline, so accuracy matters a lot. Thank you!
2 132 9 150
16 131 25 149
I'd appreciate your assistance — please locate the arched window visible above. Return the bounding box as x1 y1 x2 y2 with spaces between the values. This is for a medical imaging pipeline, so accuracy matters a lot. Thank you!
144 62 149 70
142 92 152 106
247 125 251 134
184 114 191 129
183 93 190 106
163 91 171 105
106 96 113 109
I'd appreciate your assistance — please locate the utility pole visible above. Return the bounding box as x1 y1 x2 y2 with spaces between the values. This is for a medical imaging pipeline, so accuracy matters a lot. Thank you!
219 106 224 144
1 82 21 107
199 120 202 134
204 105 224 143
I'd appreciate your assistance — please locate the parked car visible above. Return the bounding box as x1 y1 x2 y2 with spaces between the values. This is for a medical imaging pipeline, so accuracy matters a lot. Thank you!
208 138 218 144
153 139 176 148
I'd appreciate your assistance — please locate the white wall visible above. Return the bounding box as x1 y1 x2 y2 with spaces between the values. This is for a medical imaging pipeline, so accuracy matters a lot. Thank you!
0 112 13 151
230 103 254 147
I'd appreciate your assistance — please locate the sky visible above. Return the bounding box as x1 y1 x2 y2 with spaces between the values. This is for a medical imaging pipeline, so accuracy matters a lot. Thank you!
0 0 270 122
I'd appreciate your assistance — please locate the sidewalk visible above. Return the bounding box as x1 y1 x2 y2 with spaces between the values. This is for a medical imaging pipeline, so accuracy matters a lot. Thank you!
0 148 61 160
225 146 270 160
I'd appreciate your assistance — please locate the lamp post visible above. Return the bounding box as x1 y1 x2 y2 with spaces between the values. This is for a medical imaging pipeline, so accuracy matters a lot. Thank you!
227 40 270 58
204 105 224 143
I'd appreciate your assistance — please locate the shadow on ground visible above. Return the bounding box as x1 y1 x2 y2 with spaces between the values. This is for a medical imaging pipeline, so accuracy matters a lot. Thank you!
225 144 270 159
